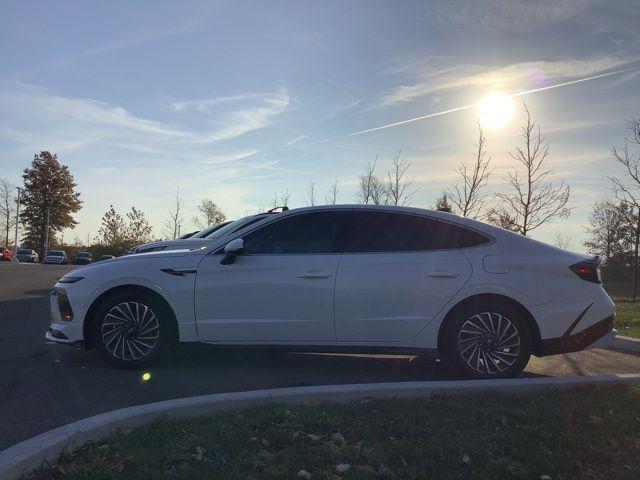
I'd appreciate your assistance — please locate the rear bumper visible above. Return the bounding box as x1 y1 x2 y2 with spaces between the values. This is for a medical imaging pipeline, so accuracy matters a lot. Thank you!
538 315 616 356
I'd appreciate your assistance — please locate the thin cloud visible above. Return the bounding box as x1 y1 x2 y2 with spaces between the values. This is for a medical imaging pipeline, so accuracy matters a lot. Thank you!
171 93 268 112
206 92 290 142
379 55 638 107
286 134 308 146
200 150 261 165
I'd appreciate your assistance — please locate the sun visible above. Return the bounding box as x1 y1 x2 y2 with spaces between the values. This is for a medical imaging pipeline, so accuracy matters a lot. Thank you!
476 91 515 130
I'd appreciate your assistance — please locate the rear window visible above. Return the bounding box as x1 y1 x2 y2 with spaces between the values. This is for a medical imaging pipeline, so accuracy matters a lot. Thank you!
18 249 32 254
49 251 65 256
76 252 90 257
342 211 490 253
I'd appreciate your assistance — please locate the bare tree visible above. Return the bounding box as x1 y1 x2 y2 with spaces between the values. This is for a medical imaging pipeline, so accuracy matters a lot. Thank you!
356 157 387 205
306 181 317 206
325 178 339 205
0 178 16 246
272 190 291 208
494 103 571 236
553 233 573 250
608 118 640 299
163 188 185 239
448 125 492 218
386 151 416 206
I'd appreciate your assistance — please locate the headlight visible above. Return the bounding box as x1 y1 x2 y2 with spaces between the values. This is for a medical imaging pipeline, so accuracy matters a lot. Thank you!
58 276 84 284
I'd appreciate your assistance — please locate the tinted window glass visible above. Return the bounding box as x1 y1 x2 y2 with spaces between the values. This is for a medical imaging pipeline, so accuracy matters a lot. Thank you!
343 211 489 252
207 215 267 239
244 211 347 254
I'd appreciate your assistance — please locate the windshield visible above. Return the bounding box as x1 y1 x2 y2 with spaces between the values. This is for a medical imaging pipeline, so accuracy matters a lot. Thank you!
49 251 64 256
18 249 31 254
191 224 224 239
76 252 90 257
206 216 266 239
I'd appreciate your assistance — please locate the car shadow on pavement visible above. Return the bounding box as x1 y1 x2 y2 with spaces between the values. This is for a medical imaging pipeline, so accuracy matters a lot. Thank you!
24 289 53 296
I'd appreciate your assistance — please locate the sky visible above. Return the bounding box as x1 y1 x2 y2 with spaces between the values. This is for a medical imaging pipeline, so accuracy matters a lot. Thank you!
1 0 639 247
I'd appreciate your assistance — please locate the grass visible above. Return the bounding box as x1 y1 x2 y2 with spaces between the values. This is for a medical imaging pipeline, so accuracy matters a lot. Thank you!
26 384 640 480
614 299 640 338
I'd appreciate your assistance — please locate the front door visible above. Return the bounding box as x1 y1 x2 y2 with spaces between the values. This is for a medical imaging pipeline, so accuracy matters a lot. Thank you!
194 210 348 343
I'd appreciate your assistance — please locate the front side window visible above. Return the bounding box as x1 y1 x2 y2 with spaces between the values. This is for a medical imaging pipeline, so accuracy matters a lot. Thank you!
342 211 490 253
243 211 347 254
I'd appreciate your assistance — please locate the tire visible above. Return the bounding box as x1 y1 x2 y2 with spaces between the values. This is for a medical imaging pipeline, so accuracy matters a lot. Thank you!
91 290 175 368
439 300 532 379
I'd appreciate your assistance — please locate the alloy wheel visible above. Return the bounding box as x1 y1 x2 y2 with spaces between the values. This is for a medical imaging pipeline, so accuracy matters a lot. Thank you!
457 311 521 375
101 301 160 361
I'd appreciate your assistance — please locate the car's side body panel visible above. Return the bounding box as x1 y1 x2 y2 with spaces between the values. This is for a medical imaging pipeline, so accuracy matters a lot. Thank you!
334 250 472 342
195 253 340 342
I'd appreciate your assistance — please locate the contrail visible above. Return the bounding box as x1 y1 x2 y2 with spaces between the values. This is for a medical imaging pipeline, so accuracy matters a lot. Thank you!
513 67 636 97
346 104 476 136
346 66 638 137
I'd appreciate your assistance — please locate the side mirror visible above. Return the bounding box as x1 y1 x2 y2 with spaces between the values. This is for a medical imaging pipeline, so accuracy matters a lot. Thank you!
220 238 244 265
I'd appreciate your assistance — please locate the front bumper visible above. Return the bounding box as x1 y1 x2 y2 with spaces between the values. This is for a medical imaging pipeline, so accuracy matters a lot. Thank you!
46 290 85 347
538 315 616 356
45 329 84 348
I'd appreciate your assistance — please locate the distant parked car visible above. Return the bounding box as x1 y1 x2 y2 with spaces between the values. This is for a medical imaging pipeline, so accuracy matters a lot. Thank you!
98 255 116 261
16 248 38 263
43 250 67 264
0 246 13 261
73 251 92 265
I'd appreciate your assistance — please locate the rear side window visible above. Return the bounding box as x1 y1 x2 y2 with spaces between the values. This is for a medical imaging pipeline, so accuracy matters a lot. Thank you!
243 211 347 254
342 211 490 253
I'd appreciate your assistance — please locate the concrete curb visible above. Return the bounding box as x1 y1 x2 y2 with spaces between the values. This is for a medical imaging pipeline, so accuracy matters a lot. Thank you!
610 335 640 354
2 374 640 480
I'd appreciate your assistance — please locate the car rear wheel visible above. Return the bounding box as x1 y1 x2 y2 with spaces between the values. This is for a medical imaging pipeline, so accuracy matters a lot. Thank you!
91 291 174 368
440 300 532 379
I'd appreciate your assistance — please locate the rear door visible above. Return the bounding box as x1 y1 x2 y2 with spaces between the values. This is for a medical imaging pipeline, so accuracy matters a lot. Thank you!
334 211 486 342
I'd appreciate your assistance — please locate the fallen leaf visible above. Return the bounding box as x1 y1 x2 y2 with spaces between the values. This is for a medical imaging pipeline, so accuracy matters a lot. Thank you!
336 463 350 474
331 432 347 447
297 469 312 479
462 454 471 464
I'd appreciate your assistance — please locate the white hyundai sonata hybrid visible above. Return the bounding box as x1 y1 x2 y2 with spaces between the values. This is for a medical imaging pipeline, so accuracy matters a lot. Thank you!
46 205 616 378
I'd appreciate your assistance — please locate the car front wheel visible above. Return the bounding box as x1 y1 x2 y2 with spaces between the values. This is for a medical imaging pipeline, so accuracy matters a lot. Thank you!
91 292 173 368
440 301 532 379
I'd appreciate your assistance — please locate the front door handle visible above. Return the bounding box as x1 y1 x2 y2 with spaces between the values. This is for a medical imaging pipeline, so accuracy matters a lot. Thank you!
426 270 461 278
297 270 332 279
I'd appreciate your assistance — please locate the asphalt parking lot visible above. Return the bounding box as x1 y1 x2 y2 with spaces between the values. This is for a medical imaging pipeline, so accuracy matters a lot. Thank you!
1 262 640 451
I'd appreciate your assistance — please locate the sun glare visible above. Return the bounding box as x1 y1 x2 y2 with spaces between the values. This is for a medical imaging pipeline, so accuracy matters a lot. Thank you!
476 91 515 130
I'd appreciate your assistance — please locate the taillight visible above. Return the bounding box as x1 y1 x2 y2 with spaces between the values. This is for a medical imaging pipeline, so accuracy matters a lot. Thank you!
570 258 601 284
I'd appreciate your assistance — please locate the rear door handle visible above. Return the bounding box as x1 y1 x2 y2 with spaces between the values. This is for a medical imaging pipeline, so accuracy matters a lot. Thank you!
297 270 332 279
426 270 461 278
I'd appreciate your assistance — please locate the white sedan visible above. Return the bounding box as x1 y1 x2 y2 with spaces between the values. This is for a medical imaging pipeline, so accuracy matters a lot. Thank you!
46 205 616 378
